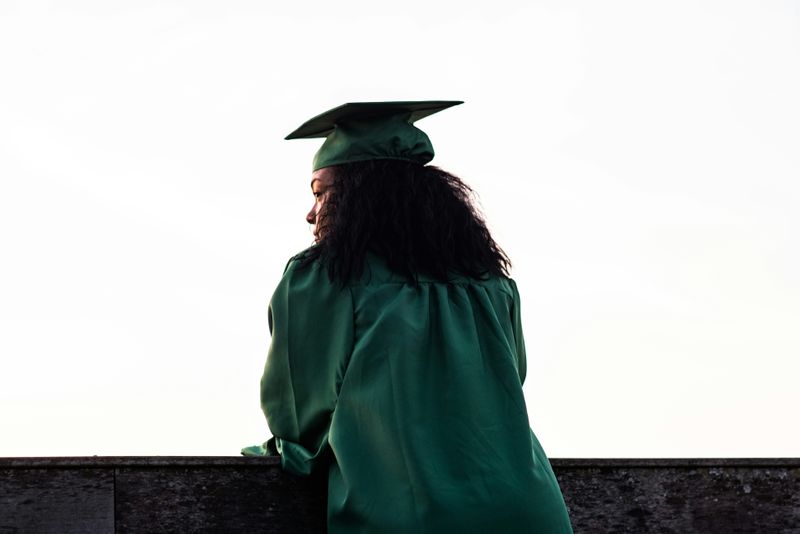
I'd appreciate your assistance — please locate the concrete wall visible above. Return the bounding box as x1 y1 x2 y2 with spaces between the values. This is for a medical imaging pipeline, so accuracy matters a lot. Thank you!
1 457 798 533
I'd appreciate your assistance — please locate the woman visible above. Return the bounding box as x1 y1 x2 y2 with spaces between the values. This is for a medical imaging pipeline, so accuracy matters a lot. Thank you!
244 101 573 533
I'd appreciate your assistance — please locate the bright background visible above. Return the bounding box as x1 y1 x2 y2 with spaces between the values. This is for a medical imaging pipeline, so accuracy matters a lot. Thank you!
1 0 798 457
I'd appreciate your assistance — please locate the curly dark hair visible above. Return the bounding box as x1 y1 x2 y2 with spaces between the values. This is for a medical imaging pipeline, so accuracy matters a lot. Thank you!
298 159 510 285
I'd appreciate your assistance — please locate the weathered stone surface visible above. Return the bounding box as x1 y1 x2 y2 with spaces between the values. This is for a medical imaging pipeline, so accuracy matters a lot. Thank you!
0 457 798 533
0 467 114 534
115 464 326 533
553 459 800 534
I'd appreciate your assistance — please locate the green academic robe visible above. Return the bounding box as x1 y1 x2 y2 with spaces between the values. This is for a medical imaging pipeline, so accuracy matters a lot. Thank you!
251 251 572 533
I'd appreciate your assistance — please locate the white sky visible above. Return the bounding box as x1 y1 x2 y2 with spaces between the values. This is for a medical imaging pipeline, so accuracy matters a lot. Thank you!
1 0 798 457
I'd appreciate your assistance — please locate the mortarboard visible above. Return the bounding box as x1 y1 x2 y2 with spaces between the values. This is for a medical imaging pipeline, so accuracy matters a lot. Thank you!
285 100 463 171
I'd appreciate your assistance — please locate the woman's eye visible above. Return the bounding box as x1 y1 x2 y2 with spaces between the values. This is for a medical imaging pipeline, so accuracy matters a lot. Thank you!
313 192 322 199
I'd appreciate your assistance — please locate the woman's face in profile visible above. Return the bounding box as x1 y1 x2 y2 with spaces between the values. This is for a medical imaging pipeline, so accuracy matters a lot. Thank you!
306 167 335 241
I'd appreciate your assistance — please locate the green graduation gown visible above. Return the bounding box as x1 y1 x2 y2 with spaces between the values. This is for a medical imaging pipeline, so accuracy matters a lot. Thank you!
255 251 572 533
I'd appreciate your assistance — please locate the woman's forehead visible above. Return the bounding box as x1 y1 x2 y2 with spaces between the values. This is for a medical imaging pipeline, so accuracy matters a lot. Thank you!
310 167 335 188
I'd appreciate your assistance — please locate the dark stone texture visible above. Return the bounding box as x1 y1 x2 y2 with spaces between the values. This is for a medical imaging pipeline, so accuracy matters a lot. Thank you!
0 457 798 533
553 460 800 533
0 467 114 534
115 464 326 533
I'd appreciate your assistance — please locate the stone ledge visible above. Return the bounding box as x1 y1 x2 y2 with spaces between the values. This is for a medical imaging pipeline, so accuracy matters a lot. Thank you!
1 457 798 533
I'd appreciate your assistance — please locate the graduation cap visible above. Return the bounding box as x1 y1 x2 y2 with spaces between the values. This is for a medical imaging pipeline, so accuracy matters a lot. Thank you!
285 101 463 171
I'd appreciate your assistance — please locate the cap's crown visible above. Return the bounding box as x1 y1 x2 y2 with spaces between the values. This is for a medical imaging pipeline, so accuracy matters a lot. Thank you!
286 101 463 171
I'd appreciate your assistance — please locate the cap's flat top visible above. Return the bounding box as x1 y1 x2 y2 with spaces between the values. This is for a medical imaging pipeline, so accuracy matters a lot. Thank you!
285 100 463 139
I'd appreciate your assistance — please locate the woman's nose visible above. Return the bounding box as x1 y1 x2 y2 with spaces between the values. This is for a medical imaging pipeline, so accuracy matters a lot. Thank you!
306 205 316 225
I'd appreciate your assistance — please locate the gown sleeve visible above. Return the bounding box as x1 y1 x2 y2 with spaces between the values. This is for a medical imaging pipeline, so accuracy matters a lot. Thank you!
508 278 528 385
259 258 355 476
